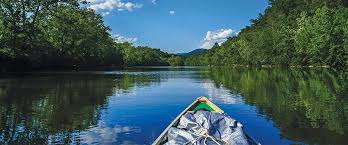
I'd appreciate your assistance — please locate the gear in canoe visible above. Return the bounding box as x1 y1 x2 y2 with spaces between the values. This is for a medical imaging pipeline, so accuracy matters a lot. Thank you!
152 97 260 145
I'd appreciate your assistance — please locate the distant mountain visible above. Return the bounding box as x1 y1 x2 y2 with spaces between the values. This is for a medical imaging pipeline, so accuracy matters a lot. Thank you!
177 49 207 57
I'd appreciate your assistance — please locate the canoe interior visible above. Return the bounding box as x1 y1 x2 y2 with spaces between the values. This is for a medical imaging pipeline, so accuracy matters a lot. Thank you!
152 97 223 145
152 97 260 145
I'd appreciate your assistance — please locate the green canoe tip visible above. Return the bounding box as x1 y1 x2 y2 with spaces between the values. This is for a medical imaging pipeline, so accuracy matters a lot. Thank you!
192 102 215 112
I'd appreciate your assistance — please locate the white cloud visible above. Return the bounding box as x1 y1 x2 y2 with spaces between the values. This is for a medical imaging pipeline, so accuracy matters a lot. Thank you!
200 29 235 49
85 0 98 2
101 11 110 16
235 30 241 36
113 34 138 43
151 0 157 4
87 0 142 15
169 10 175 15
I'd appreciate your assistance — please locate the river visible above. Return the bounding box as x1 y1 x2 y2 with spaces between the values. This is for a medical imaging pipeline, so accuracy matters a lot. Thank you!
0 67 347 144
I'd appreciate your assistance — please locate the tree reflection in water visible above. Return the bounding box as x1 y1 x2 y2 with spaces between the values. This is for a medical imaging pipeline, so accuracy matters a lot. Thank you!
203 68 348 144
0 68 347 144
0 73 158 144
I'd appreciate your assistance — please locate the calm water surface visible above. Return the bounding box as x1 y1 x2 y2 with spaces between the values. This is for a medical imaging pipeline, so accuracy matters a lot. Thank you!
0 67 347 145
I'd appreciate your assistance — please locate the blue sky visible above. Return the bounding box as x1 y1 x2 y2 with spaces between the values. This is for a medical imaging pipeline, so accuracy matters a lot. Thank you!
86 0 269 53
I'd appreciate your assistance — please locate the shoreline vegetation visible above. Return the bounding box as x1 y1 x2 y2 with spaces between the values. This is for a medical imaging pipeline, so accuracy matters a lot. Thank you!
184 0 348 68
0 1 172 72
1 0 347 72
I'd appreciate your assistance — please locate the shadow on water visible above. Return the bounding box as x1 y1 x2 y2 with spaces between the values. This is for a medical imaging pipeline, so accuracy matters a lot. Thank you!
202 67 348 144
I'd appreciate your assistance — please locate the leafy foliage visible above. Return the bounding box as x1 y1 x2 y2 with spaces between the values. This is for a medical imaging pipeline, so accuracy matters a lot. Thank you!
0 0 170 71
167 55 184 66
186 0 348 68
121 42 170 66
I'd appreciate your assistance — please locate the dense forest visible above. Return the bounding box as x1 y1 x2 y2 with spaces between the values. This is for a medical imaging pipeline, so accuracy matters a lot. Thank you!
1 0 347 71
0 0 175 71
185 0 348 68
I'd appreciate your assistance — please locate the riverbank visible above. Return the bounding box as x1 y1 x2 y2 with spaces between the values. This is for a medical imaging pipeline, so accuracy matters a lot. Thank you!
0 65 124 73
205 64 347 70
2 64 347 73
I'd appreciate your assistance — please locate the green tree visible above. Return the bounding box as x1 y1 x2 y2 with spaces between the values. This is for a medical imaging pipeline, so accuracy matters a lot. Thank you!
308 6 332 65
0 0 171 70
43 4 113 66
120 44 169 66
168 55 184 66
328 7 348 67
294 12 312 65
185 0 348 68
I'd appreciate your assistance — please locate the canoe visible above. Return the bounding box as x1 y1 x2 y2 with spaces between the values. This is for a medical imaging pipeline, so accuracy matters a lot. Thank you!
152 96 259 145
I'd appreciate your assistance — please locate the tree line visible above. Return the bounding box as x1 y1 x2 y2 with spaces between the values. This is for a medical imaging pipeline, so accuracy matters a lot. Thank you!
0 0 179 71
185 0 348 68
2 0 345 70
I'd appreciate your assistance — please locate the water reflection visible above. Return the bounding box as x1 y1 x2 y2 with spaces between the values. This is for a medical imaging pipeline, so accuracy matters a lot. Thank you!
203 68 348 144
0 68 347 145
201 81 244 104
0 73 160 144
79 124 140 145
